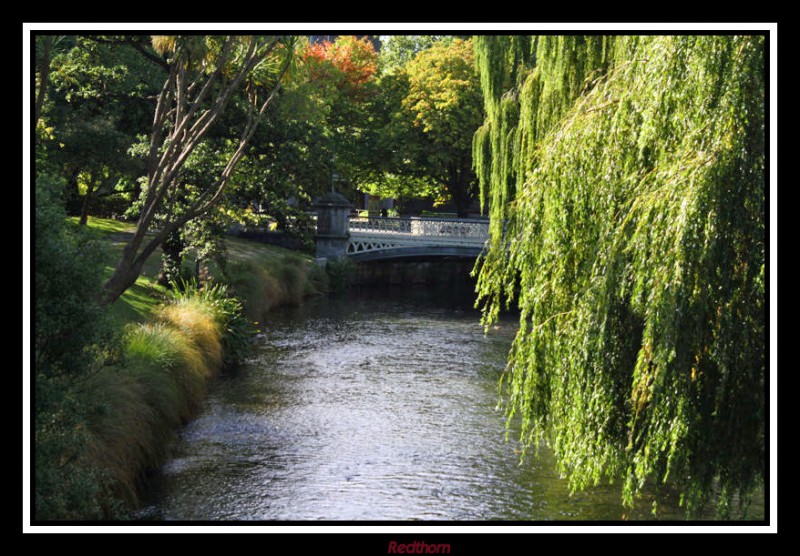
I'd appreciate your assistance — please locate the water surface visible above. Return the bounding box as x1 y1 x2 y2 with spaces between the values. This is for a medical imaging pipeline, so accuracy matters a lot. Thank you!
141 286 763 521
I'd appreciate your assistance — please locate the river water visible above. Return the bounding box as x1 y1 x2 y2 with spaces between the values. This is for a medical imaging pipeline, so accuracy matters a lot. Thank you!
139 285 763 521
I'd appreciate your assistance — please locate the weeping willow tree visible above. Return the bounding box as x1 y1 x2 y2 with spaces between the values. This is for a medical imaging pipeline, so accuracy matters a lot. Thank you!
473 35 765 517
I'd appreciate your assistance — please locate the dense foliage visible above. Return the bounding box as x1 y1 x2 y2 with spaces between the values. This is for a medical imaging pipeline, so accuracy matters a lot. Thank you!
357 37 484 216
34 174 111 519
473 35 766 516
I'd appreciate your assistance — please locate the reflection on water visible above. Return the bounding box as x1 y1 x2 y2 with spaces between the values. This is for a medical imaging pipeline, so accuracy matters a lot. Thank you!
140 285 763 521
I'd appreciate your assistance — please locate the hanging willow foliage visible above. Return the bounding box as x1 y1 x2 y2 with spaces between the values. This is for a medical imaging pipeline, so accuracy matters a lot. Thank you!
473 35 765 516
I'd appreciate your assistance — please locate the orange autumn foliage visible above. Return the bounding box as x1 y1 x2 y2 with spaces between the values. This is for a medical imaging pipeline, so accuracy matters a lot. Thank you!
304 36 378 94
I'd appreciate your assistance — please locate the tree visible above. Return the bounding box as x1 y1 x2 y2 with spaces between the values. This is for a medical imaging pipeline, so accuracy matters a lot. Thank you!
45 36 162 223
101 35 296 305
473 35 765 516
35 35 54 124
210 36 379 242
302 35 381 196
305 35 378 95
357 38 484 217
378 35 450 74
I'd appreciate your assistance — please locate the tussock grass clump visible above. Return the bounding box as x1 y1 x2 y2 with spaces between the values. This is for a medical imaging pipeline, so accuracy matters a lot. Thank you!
80 285 238 509
231 262 283 322
273 257 308 306
228 256 323 322
84 368 165 505
156 300 223 373
124 322 210 418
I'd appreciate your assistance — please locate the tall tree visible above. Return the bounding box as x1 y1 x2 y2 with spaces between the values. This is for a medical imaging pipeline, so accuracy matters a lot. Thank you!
34 35 54 124
46 36 161 223
356 38 484 217
402 38 483 216
474 35 765 516
378 35 450 74
302 35 381 194
101 35 296 304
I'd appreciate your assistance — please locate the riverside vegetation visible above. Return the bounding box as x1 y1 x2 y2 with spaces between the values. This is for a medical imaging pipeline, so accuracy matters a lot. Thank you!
35 185 329 519
473 35 765 517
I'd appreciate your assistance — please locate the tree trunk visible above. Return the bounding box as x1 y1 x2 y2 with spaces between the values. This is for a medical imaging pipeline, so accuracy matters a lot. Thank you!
101 249 147 305
64 166 82 216
100 36 294 304
78 185 94 225
446 161 473 219
35 36 53 124
157 230 185 287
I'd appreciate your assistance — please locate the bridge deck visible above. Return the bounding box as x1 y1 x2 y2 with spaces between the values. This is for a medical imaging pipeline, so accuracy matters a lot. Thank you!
346 217 488 259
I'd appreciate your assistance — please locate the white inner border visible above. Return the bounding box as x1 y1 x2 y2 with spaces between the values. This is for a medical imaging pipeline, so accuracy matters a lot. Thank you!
23 21 778 535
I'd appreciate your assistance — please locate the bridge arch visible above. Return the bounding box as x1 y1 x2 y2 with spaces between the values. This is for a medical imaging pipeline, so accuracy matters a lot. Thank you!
347 244 485 263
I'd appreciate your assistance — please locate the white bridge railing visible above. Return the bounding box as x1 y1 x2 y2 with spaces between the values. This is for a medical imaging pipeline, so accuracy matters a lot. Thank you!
347 216 488 255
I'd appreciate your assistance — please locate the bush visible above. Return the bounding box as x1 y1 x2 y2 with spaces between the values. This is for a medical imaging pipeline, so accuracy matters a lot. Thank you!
325 257 355 291
35 174 108 377
226 256 320 323
34 175 115 520
35 374 110 520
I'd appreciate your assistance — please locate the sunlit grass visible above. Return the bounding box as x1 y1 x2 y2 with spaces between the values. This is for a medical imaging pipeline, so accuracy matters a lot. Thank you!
66 215 135 236
109 276 167 324
47 221 320 516
156 300 223 373
74 217 313 326
224 235 311 264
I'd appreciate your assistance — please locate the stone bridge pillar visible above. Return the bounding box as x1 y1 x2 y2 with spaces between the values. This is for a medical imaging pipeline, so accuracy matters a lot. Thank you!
312 191 351 262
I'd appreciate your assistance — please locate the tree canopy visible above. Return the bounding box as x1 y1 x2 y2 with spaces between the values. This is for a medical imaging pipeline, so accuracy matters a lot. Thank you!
355 37 484 216
100 35 296 304
473 35 765 516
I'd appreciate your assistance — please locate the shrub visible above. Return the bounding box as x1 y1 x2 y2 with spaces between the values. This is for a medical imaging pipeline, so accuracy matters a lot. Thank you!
35 174 108 377
34 374 109 520
34 175 114 520
325 257 355 291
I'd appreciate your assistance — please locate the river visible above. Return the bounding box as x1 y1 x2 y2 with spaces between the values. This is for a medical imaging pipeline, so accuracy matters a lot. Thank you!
138 285 763 521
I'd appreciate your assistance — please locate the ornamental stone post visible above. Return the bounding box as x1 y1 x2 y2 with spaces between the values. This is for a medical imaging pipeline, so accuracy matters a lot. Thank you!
312 191 351 262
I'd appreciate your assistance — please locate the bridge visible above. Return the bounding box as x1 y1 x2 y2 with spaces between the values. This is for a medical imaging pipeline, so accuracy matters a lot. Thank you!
346 216 488 262
312 191 489 263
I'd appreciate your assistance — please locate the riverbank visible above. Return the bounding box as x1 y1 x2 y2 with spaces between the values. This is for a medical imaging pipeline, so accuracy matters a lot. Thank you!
36 218 326 520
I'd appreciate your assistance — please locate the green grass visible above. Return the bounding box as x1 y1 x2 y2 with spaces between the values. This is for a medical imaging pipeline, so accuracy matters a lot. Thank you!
42 217 317 518
72 217 314 325
66 215 134 236
224 235 311 264
66 217 165 324
111 276 167 324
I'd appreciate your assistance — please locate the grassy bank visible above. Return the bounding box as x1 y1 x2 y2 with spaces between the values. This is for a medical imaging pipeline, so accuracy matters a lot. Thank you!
67 217 323 323
37 218 325 519
80 284 247 511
